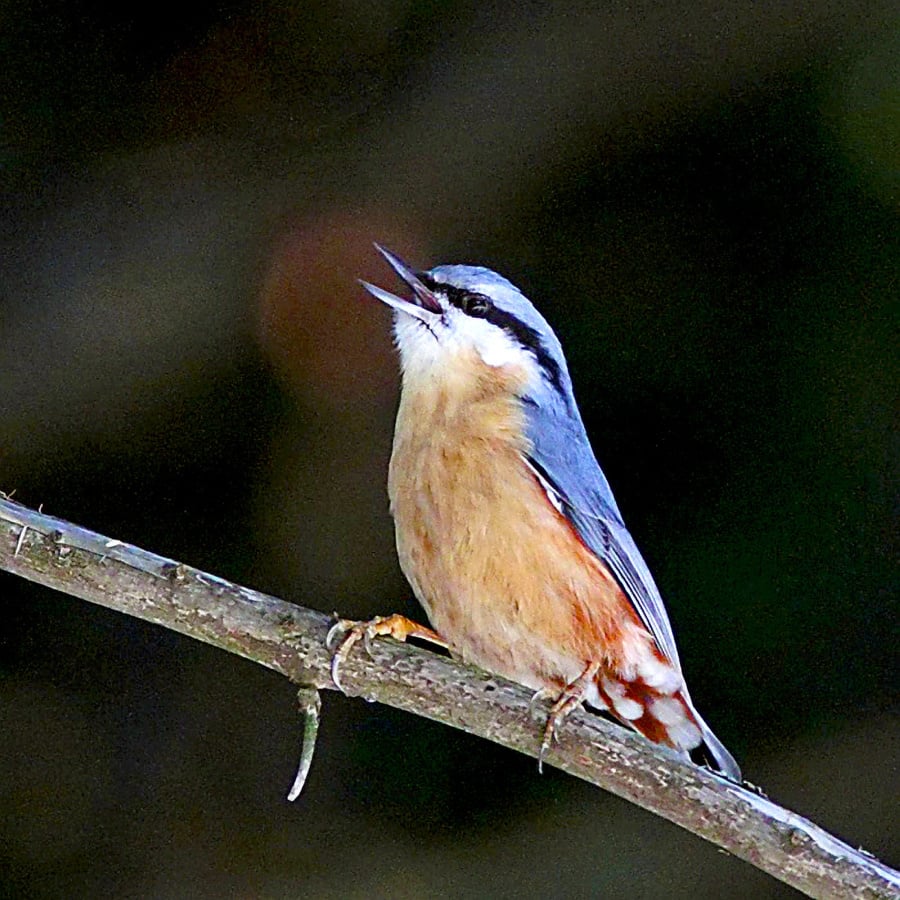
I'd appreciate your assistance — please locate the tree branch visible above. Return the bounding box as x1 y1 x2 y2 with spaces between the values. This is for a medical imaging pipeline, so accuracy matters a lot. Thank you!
0 496 896 899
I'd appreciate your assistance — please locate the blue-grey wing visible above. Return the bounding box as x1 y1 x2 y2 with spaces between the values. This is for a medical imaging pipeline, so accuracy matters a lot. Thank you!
519 369 741 781
522 395 681 668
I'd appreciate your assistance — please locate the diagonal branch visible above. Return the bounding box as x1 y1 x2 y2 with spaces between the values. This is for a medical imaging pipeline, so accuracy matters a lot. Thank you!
0 496 896 900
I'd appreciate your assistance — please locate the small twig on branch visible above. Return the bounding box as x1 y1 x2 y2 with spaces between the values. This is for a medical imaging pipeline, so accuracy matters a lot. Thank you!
289 686 322 801
0 496 897 900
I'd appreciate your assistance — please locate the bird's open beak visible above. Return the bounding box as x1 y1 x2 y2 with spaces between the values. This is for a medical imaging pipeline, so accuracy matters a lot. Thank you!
359 244 442 321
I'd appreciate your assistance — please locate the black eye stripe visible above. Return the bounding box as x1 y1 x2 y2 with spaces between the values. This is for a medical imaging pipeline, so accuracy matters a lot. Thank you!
484 306 564 393
418 272 564 393
419 276 491 317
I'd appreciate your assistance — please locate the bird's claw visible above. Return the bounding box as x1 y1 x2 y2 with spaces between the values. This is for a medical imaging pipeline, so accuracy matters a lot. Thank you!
531 686 559 771
327 618 373 693
529 686 555 714
538 712 561 774
325 617 353 651
326 613 448 694
535 661 601 774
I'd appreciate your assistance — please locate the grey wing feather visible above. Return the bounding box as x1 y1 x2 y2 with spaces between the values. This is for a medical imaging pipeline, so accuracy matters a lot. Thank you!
522 387 742 782
579 510 681 668
522 394 681 668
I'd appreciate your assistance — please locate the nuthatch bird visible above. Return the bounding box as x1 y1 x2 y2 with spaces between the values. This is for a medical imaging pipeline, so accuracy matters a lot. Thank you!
330 244 741 782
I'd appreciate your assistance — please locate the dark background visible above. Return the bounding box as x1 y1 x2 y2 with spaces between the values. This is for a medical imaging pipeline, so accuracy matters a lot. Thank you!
1 2 897 897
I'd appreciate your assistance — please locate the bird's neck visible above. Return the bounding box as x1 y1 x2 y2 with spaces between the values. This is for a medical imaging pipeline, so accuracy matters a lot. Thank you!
388 350 532 506
396 349 530 445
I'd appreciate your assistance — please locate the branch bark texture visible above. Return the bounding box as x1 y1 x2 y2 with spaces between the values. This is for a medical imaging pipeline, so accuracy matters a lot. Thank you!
1 497 896 899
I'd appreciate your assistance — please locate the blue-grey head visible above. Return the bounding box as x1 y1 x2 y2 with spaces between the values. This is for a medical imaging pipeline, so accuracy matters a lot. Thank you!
359 244 573 404
360 241 625 523
359 242 620 520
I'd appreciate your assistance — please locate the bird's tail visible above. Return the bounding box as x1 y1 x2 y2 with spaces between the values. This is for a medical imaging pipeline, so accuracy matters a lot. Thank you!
690 709 742 782
594 672 741 782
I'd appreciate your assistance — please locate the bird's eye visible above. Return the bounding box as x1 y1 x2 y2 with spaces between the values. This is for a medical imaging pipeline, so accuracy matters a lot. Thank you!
461 293 492 317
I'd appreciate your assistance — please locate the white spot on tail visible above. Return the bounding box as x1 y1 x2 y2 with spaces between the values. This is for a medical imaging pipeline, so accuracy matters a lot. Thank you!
600 675 625 699
612 695 644 721
666 718 703 750
600 675 644 720
637 654 682 694
584 681 608 711
649 696 686 726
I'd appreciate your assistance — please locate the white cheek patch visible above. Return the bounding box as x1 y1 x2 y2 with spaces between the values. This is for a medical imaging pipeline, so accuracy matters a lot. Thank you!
475 327 521 368
452 312 534 371
392 306 541 388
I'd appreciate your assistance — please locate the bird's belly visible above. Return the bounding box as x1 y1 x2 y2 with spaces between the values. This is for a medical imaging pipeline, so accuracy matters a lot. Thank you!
389 427 637 694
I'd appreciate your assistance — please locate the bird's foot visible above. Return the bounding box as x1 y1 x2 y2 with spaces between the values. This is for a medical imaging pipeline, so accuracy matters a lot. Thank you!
538 660 602 773
528 686 556 713
326 613 448 692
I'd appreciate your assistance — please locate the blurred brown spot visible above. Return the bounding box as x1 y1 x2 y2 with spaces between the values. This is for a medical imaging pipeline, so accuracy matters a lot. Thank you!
257 210 429 413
